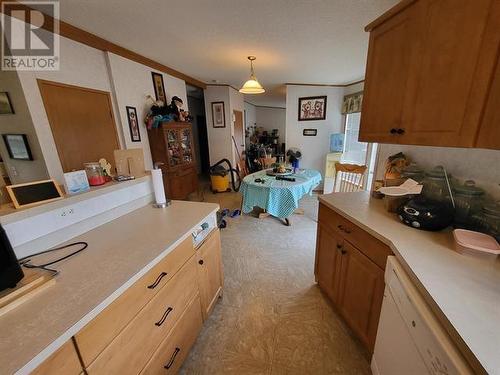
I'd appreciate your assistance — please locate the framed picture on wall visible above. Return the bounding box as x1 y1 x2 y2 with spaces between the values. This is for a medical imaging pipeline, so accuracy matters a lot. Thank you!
298 95 327 121
126 106 141 142
2 134 33 160
0 92 14 115
151 72 166 104
211 101 226 128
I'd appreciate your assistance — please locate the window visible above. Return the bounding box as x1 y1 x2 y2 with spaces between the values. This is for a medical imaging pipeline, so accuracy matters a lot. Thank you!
343 112 367 165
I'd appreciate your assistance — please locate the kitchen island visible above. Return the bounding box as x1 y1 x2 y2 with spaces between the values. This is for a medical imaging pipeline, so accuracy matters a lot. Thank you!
0 200 220 374
318 192 500 375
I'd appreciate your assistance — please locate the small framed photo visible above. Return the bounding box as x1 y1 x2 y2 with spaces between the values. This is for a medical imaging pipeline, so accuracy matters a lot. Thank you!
303 129 317 136
2 134 33 160
126 106 141 142
298 95 327 121
211 101 226 128
63 170 90 195
0 92 14 115
151 72 166 104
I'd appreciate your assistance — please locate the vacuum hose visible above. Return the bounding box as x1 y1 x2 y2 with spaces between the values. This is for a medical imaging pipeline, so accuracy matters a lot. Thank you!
210 159 241 192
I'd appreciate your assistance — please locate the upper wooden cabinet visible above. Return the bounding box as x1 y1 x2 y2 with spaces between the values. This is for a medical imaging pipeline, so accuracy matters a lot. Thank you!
360 0 500 149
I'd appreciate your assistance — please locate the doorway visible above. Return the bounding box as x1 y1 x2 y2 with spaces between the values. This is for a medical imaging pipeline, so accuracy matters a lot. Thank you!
37 79 120 172
186 85 210 175
232 110 244 167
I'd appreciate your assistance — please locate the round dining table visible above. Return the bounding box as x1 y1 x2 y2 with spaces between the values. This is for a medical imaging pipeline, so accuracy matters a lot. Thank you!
240 169 322 225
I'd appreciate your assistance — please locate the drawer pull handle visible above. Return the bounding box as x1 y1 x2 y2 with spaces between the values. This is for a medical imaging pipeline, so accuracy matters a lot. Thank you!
337 224 351 234
199 259 204 265
164 347 181 369
397 128 405 135
147 272 168 289
336 243 342 249
155 307 173 326
341 249 347 255
390 128 397 134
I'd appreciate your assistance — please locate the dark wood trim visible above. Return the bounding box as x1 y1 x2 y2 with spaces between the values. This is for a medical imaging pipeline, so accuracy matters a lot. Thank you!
364 0 417 31
0 0 206 89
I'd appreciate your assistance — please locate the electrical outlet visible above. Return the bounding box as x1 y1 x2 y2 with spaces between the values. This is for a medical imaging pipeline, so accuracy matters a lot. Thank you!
60 208 75 217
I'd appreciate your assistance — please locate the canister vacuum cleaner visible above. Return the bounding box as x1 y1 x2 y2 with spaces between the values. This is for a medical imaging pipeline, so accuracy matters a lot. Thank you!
209 159 241 193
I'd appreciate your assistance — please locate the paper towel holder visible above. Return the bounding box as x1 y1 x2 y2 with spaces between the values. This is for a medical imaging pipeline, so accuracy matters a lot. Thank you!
152 162 171 208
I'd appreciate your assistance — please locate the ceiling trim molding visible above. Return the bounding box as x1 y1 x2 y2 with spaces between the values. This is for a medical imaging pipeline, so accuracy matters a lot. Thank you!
206 83 240 92
285 79 364 88
0 0 206 89
244 101 286 110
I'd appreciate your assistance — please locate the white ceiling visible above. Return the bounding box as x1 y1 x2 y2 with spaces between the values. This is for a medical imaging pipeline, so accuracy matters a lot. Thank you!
58 0 398 107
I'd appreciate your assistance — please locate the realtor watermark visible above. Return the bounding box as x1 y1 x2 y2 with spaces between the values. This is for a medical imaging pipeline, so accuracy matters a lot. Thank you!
1 1 60 71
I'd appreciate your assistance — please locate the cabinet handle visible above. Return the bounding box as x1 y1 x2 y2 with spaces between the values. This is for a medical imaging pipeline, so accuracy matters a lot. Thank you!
198 259 204 265
397 128 405 134
344 228 351 234
164 347 181 369
341 249 347 255
147 272 168 289
390 128 397 134
336 243 342 249
337 224 351 234
337 224 344 231
155 307 173 326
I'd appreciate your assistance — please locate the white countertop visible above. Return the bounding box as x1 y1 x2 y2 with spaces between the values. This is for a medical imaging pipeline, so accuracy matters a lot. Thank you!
0 200 219 375
319 192 500 375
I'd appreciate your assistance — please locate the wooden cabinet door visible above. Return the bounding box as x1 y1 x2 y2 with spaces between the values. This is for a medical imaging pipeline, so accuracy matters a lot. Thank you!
196 230 223 319
315 224 343 303
337 241 384 351
359 3 419 143
400 0 495 147
31 340 82 375
476 54 500 149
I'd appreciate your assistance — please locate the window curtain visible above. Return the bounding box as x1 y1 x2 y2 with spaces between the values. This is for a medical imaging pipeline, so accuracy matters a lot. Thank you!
341 91 363 114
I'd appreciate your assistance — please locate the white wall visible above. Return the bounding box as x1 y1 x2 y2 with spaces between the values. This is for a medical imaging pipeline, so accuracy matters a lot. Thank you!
106 52 188 170
375 144 500 199
0 70 49 184
204 86 232 166
17 35 122 183
285 85 344 176
256 106 286 144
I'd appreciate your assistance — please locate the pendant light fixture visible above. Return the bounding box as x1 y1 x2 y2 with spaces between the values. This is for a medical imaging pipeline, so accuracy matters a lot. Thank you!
239 56 265 94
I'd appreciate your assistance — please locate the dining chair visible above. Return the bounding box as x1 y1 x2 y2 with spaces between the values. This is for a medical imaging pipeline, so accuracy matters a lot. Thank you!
334 162 367 192
260 157 277 169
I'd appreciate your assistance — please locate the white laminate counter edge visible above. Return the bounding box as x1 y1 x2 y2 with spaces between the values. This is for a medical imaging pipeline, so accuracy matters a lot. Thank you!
317 194 489 375
15 207 219 375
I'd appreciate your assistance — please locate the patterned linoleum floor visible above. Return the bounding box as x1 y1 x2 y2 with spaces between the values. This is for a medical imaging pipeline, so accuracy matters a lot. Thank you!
182 191 370 374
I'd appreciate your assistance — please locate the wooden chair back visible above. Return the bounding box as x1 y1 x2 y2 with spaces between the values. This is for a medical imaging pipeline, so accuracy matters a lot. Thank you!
334 162 367 192
260 157 276 169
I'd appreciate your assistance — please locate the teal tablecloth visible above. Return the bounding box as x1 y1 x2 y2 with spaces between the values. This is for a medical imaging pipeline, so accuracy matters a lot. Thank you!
241 169 322 218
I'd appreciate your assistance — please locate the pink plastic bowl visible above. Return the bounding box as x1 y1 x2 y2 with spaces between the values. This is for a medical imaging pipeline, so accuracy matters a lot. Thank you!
453 229 500 258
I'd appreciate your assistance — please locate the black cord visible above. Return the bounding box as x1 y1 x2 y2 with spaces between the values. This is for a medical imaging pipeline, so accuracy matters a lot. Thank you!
18 241 88 275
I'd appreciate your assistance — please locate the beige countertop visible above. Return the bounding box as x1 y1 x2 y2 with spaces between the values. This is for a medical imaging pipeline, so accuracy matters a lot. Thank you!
0 200 219 374
319 192 500 375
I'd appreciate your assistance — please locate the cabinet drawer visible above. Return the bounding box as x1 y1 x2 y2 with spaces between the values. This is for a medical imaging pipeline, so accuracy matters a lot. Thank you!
75 236 194 366
318 203 392 269
87 257 198 374
140 295 203 375
31 340 82 375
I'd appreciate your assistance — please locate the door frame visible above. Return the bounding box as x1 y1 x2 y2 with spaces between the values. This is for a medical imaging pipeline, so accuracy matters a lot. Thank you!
37 79 121 173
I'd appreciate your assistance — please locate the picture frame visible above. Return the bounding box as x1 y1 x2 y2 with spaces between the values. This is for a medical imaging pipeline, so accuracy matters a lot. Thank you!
151 72 166 104
298 95 327 121
6 179 64 209
2 134 33 160
63 170 90 195
126 106 141 142
0 92 14 115
211 101 226 128
303 129 318 136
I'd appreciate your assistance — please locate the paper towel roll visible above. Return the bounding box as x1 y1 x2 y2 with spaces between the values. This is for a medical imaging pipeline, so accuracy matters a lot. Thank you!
151 168 166 206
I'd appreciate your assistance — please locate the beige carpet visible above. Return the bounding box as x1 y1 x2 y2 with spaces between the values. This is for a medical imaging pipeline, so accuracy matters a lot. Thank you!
182 190 370 374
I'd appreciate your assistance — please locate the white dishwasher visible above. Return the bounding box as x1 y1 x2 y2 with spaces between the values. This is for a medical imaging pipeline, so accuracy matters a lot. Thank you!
371 256 472 375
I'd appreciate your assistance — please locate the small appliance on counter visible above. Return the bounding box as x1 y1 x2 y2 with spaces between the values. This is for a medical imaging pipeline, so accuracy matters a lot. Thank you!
0 224 24 292
398 197 454 231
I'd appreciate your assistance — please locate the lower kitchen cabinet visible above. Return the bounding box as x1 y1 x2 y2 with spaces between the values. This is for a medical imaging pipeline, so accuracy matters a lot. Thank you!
315 203 390 352
337 241 385 350
196 229 223 319
315 224 343 304
31 340 82 375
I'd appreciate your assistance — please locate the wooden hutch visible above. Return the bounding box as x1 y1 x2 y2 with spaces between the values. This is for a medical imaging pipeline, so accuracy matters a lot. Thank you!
147 121 198 200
